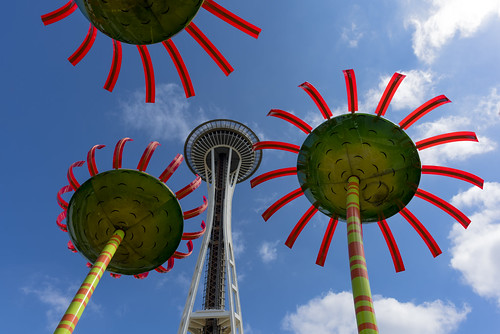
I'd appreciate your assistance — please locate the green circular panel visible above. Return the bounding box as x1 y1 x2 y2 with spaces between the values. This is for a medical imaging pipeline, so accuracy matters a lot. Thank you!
75 0 203 44
67 169 183 275
297 113 421 222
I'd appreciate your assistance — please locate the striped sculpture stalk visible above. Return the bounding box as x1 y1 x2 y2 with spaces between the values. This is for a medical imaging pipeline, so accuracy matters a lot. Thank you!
251 69 483 333
55 230 124 334
346 176 378 334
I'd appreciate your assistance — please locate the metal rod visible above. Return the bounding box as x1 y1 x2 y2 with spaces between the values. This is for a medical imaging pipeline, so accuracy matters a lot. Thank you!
54 230 125 334
346 176 379 334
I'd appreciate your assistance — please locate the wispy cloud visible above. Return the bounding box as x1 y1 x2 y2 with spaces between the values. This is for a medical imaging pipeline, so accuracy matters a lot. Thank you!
232 230 246 259
406 0 500 63
252 191 280 215
120 83 207 142
21 276 101 329
413 114 496 165
341 23 364 48
449 182 500 306
259 240 280 263
363 69 436 114
156 270 192 290
282 291 470 334
411 88 500 165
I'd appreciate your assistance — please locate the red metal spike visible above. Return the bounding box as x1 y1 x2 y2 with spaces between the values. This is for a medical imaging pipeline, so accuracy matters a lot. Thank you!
316 216 339 266
67 161 85 191
343 69 358 113
137 141 160 172
68 24 97 66
415 188 471 228
67 240 77 253
399 207 441 257
285 205 318 248
182 221 207 240
176 175 202 200
57 185 73 209
159 154 184 183
57 211 68 232
250 167 297 188
422 165 484 189
399 95 451 130
416 131 478 150
267 109 312 134
157 258 175 273
41 0 77 26
162 39 195 98
137 45 155 103
377 219 405 272
186 22 234 76
155 257 175 273
87 145 105 177
202 0 261 39
252 141 300 154
184 196 208 220
113 138 133 169
262 188 305 221
173 240 194 259
298 82 332 119
374 73 405 116
104 39 122 92
134 272 149 279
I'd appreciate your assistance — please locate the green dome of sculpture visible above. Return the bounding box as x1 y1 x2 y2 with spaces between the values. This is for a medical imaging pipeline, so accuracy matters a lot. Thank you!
75 0 203 44
297 113 421 222
67 169 184 275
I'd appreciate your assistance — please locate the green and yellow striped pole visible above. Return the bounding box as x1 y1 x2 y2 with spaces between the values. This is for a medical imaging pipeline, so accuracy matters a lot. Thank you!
54 230 125 334
346 176 378 334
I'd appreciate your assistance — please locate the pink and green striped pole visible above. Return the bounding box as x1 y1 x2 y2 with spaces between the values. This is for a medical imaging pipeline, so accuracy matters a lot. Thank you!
54 230 125 334
346 176 379 334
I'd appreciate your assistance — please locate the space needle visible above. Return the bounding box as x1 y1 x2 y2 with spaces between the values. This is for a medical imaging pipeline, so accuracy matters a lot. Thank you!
178 119 262 334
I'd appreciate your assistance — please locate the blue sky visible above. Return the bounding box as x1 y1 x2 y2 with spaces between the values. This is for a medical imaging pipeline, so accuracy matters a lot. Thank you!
3 1 500 333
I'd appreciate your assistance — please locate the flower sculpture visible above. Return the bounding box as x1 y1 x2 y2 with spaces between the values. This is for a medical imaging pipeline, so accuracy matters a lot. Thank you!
41 0 261 102
55 138 207 334
251 70 483 334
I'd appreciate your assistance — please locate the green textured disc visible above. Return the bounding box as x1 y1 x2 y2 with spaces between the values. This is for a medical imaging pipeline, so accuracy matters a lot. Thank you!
297 113 421 222
75 0 203 44
67 169 183 275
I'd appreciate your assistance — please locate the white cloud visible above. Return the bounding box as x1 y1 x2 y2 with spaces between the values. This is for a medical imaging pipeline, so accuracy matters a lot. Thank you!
21 277 99 329
282 291 470 334
418 135 496 165
363 70 436 114
156 270 191 290
407 0 500 63
449 182 500 306
341 23 364 48
120 83 207 142
252 191 280 214
232 230 245 258
412 114 497 165
409 87 500 164
259 240 279 263
466 88 500 130
303 110 329 129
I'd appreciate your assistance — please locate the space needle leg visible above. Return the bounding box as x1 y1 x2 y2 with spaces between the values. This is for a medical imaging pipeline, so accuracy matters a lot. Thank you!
346 176 379 334
54 230 125 334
